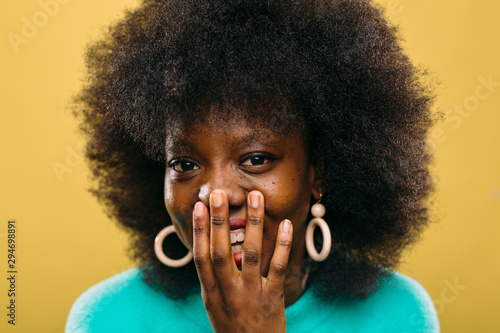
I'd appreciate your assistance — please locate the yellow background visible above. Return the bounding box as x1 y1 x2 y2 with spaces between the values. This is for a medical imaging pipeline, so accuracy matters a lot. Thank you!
1 0 499 332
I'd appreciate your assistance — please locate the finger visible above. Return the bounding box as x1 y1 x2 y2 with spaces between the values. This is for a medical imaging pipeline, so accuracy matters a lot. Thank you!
241 191 264 285
265 219 293 291
210 190 236 280
192 201 217 290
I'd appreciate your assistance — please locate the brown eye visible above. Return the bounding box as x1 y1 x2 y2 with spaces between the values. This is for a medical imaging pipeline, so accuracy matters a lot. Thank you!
241 154 271 166
169 159 200 172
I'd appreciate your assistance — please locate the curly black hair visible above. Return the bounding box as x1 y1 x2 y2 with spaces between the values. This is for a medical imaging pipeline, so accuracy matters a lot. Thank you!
74 0 436 300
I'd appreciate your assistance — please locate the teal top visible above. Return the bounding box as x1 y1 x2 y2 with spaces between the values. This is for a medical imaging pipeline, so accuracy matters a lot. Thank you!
66 267 439 332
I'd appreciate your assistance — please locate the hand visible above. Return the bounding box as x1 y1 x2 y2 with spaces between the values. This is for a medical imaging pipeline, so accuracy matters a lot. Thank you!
192 189 293 333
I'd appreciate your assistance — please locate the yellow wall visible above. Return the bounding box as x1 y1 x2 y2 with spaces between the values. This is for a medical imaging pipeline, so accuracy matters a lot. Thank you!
1 0 498 331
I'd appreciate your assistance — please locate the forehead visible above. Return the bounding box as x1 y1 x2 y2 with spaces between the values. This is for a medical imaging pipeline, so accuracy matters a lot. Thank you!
166 115 277 150
165 103 305 149
165 106 306 154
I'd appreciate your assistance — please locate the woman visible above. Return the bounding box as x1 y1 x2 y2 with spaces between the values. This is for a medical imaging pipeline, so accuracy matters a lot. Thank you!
66 0 439 331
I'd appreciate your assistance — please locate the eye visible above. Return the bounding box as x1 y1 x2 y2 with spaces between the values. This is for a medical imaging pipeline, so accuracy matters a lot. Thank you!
169 159 200 172
240 154 272 166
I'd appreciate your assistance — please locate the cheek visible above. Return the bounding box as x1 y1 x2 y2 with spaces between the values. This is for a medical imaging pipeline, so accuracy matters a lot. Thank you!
163 188 175 216
164 182 193 251
264 176 311 228
164 183 179 221
164 204 194 251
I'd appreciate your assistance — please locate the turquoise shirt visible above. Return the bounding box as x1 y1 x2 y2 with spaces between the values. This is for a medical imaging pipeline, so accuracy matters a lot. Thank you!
66 267 439 332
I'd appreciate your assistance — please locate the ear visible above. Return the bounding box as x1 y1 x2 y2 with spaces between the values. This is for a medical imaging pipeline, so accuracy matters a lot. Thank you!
308 154 324 201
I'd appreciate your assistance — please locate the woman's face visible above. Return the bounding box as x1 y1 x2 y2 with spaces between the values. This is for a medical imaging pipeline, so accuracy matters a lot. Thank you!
164 108 320 273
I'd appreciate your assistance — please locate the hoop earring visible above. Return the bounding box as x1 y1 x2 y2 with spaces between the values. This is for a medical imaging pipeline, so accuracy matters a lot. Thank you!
154 225 192 267
305 194 332 262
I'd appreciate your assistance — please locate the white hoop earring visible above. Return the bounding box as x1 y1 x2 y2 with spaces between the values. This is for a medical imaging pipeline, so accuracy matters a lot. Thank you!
305 195 332 262
154 225 193 267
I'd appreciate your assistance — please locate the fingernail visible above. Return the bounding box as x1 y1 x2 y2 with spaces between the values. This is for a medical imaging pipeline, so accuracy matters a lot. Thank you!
194 202 204 218
211 191 223 207
282 219 291 233
249 192 260 209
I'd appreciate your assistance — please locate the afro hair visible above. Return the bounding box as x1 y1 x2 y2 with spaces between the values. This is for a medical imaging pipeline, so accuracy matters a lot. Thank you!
74 0 436 300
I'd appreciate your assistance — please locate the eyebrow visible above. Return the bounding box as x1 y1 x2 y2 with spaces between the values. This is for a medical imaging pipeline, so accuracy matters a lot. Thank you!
165 138 195 156
165 131 279 155
235 132 279 148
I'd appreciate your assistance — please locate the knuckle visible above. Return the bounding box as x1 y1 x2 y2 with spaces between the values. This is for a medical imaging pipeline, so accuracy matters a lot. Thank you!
211 215 226 227
260 302 272 314
243 249 259 265
271 262 287 276
192 253 206 268
246 216 261 226
211 251 227 267
278 238 291 248
193 223 206 235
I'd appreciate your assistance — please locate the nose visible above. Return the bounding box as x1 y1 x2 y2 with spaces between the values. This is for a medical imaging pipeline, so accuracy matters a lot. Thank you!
198 166 246 209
